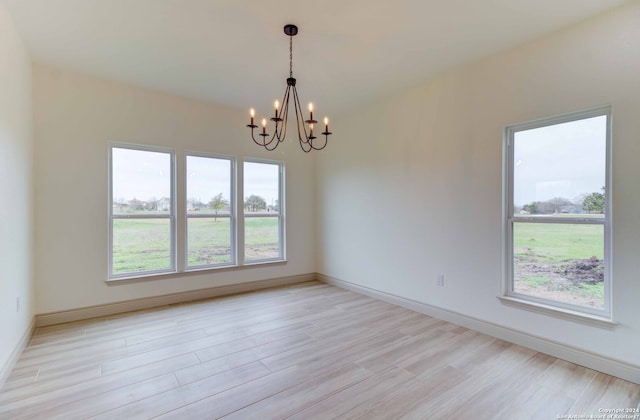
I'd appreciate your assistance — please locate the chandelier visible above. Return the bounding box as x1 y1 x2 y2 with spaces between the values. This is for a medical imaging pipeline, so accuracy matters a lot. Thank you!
247 24 332 152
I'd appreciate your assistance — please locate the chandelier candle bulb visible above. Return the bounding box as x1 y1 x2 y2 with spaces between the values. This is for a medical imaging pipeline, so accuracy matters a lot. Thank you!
308 103 313 121
324 117 329 132
274 100 280 118
262 118 267 134
250 108 255 125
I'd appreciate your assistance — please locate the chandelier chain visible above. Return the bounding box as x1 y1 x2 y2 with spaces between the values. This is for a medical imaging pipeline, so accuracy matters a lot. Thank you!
289 36 293 78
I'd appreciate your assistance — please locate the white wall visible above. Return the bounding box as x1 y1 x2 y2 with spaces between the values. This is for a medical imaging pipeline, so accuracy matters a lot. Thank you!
0 4 34 375
33 65 315 314
317 2 640 367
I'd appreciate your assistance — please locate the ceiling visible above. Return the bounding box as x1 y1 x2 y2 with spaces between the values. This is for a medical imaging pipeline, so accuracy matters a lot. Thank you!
2 0 633 116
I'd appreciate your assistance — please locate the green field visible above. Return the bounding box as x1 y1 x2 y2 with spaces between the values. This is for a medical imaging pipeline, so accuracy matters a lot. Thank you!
513 222 604 308
513 222 603 263
112 217 279 275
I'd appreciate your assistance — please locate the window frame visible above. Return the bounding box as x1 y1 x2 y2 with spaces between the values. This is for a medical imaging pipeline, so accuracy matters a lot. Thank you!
184 152 237 271
107 147 287 282
502 107 612 319
108 142 177 280
242 158 286 264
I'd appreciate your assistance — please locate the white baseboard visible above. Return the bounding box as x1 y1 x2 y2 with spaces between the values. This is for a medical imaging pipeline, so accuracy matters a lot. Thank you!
0 317 35 389
317 273 640 385
36 273 316 327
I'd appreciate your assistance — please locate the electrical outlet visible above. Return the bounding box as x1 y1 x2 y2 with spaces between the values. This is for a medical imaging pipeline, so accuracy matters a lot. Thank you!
436 274 445 287
16 297 20 312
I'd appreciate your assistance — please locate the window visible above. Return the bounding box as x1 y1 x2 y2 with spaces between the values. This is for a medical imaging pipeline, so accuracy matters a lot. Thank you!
243 160 284 262
504 107 611 317
186 154 235 269
108 147 285 280
109 144 175 278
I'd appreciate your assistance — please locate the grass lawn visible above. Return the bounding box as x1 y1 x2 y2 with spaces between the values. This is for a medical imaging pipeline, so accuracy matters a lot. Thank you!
112 219 171 274
513 222 603 263
187 218 232 267
112 217 279 275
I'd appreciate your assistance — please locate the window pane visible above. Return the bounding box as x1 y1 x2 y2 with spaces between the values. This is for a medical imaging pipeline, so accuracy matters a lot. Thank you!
112 219 172 275
244 161 282 262
513 116 606 218
513 222 604 309
112 148 172 215
245 217 280 260
187 217 232 267
187 156 231 216
244 162 279 215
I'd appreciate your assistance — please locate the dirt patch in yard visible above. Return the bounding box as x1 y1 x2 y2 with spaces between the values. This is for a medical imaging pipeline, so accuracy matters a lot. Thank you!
514 256 604 308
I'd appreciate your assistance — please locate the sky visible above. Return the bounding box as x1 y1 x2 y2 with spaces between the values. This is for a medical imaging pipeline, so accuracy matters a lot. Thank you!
513 115 606 207
112 148 280 207
186 155 230 205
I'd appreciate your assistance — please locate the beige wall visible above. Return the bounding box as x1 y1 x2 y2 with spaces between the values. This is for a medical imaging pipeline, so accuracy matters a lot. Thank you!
0 4 34 375
316 2 640 366
32 65 316 314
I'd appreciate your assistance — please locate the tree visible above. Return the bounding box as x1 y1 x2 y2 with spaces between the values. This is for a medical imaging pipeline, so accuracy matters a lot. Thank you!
208 193 229 221
523 197 573 214
573 193 587 208
114 197 127 211
245 194 266 212
583 187 605 214
546 197 572 214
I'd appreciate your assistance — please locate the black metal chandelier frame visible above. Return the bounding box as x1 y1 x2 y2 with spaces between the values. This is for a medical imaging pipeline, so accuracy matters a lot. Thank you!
247 24 332 153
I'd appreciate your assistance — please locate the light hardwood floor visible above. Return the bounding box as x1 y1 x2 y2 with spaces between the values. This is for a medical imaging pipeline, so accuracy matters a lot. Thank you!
1 281 638 419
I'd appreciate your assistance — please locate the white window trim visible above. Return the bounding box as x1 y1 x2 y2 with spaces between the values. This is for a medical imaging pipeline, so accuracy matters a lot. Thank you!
108 142 177 280
184 151 237 271
242 157 286 264
501 106 613 322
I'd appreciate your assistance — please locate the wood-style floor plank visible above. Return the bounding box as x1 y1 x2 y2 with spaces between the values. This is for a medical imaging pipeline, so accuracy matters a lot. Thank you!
287 367 416 419
1 281 638 419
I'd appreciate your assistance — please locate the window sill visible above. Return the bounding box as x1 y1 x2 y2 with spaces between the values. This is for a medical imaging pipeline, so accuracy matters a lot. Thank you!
106 259 287 284
497 295 617 329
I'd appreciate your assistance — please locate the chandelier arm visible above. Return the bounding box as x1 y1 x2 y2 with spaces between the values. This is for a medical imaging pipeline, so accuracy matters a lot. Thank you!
270 124 280 146
250 121 279 149
264 133 281 151
250 127 271 147
292 86 302 143
300 139 313 153
294 94 312 152
295 101 312 153
292 86 311 144
270 111 282 145
278 85 292 143
249 127 264 146
311 136 329 150
265 128 279 148
293 88 307 145
272 116 280 142
263 121 281 151
293 86 320 153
